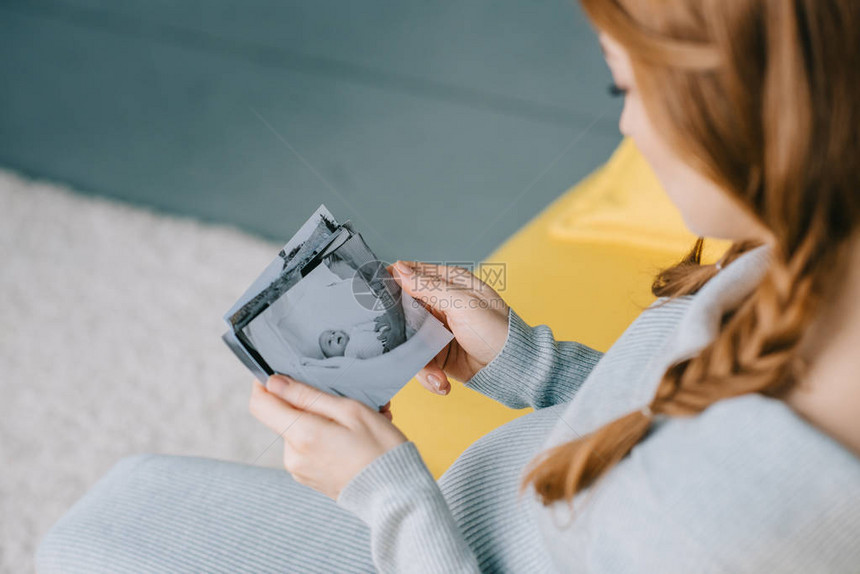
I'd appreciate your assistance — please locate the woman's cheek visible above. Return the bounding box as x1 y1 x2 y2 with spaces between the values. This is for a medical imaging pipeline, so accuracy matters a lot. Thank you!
619 100 632 137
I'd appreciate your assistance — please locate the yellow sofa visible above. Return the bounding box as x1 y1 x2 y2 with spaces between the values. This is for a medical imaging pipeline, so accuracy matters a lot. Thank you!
390 138 730 478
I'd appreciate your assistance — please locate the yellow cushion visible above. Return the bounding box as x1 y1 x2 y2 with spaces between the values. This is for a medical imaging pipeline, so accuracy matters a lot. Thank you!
390 138 730 478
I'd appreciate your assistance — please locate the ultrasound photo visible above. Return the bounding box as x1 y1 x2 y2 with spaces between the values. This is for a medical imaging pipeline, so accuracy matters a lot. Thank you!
222 205 453 409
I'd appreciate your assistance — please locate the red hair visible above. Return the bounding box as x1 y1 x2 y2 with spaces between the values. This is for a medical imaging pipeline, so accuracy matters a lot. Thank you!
522 0 860 505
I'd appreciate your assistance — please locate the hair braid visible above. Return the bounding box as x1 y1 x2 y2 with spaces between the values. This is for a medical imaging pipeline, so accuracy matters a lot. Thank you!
656 236 822 417
523 217 842 505
523 0 860 507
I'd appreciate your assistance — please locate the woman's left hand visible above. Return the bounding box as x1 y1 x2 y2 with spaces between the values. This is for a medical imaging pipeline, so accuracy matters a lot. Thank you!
249 375 407 499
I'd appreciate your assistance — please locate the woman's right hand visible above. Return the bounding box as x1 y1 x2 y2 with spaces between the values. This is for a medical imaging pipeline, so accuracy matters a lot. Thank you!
388 260 511 395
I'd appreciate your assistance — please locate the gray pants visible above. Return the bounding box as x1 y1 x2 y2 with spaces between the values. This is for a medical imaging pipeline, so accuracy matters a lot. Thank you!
36 403 565 573
36 454 376 573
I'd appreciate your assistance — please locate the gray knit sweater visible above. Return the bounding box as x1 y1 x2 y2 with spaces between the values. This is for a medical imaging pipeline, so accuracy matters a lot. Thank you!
337 244 860 573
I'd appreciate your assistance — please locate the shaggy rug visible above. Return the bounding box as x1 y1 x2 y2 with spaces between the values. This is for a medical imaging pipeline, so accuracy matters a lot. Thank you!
0 169 289 572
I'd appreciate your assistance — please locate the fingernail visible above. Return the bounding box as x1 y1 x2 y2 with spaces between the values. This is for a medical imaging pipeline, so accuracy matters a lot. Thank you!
395 260 413 276
266 376 287 393
428 374 447 394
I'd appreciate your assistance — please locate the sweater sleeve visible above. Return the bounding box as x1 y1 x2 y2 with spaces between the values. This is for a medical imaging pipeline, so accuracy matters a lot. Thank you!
337 441 481 574
463 306 604 410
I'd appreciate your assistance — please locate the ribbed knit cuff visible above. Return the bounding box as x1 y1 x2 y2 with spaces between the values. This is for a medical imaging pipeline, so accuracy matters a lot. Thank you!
336 441 436 521
463 307 546 408
463 306 603 409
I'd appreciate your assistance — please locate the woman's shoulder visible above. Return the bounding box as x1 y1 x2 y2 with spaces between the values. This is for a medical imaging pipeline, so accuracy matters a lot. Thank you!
552 393 860 571
652 292 700 310
639 293 697 321
535 392 860 572
601 293 696 354
630 394 860 564
642 393 860 497
647 393 860 479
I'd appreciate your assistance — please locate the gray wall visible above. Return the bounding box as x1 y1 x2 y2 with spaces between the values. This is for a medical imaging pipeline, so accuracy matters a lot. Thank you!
0 0 622 263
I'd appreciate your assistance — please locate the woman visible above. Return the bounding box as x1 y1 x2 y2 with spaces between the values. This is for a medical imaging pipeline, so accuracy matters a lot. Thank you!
37 0 860 572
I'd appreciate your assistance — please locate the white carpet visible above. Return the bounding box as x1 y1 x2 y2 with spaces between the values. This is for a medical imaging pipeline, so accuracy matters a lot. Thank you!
0 169 289 573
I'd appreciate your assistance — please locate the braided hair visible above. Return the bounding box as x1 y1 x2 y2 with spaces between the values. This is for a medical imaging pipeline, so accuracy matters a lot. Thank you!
522 0 860 506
